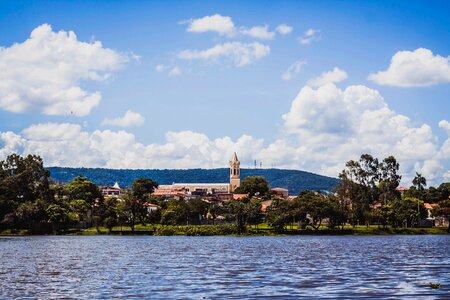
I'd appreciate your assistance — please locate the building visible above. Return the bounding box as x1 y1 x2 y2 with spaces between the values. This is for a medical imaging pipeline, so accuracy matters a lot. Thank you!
101 182 125 197
271 188 289 199
153 152 241 197
396 186 409 195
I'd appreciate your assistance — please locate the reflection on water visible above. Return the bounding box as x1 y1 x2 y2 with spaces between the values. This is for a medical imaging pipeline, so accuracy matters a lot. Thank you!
0 235 449 299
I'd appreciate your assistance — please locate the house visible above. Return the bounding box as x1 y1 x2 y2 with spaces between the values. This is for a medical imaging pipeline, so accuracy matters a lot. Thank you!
396 186 409 195
271 188 289 199
424 202 449 227
143 202 159 213
101 182 125 197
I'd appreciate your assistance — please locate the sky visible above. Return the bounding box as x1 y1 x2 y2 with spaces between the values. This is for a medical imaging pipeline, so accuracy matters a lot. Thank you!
0 0 449 186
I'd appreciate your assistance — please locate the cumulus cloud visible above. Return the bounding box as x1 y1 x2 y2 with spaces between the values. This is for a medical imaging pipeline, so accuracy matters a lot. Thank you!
298 28 320 45
368 48 450 87
186 14 235 35
0 24 129 116
276 24 293 35
177 42 270 67
439 120 450 133
185 14 287 39
102 110 145 128
0 123 263 169
240 25 275 40
306 67 348 87
277 82 446 183
1 79 448 184
282 60 306 81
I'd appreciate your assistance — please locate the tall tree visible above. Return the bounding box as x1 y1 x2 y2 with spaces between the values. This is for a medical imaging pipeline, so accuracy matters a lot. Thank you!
412 173 427 194
0 154 53 228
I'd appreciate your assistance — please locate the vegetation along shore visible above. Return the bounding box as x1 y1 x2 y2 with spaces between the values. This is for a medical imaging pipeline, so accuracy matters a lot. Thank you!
1 153 449 236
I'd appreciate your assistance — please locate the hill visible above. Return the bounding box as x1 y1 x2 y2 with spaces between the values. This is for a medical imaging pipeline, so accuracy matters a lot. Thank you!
47 167 339 196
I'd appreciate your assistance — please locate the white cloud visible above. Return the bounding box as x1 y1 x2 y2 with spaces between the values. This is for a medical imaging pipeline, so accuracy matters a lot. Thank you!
185 14 288 40
368 48 450 87
276 82 447 184
298 28 320 45
186 14 235 35
155 64 166 72
276 24 293 35
155 64 182 76
168 66 182 76
439 120 450 134
282 60 306 81
0 24 129 116
306 67 348 87
1 80 448 185
102 110 145 128
240 25 275 40
0 123 263 169
177 42 270 67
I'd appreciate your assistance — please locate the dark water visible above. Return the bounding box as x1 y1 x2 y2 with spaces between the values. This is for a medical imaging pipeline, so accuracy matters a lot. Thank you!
1 235 449 299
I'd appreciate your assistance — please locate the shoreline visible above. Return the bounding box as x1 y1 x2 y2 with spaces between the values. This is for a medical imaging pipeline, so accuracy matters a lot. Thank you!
2 225 449 237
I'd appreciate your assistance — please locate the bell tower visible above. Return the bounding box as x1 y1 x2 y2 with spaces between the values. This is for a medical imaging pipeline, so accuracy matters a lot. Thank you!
230 152 240 192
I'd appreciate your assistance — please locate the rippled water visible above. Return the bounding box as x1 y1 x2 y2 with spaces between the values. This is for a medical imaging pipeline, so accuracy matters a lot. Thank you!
1 235 449 299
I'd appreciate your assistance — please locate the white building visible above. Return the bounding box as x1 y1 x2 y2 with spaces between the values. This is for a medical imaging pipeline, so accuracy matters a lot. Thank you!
154 152 241 196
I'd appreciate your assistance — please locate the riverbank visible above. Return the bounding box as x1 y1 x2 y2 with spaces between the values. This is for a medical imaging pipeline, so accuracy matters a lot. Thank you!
1 224 449 236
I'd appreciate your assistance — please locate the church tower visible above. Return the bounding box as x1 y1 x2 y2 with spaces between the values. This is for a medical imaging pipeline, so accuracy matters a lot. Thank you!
230 152 240 192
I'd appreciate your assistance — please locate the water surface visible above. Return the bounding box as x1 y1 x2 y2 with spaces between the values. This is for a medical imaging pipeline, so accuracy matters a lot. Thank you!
1 235 449 299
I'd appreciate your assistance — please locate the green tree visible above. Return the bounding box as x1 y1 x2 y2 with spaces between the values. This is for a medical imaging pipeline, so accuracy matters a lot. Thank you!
0 154 53 227
46 203 71 233
434 200 450 231
236 176 270 197
132 178 159 200
265 198 292 232
412 173 427 197
438 182 450 200
102 196 120 233
187 198 209 224
64 176 104 228
64 176 103 205
390 197 425 228
160 198 190 225
297 191 332 231
379 156 401 204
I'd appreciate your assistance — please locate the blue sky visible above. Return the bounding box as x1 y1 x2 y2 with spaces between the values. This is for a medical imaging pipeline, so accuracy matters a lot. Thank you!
0 0 449 185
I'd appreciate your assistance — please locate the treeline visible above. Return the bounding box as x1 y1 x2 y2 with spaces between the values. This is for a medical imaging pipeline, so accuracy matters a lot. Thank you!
1 153 449 234
47 166 339 195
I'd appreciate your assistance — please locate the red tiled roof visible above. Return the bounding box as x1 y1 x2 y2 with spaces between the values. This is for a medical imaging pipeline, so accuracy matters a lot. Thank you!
424 203 439 209
396 186 410 191
233 194 248 200
271 188 288 192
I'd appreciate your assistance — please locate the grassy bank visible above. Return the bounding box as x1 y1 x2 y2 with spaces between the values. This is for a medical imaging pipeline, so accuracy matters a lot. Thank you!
1 224 449 236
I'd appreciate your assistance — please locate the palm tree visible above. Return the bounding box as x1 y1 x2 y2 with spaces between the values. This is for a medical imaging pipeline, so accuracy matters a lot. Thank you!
412 172 427 191
412 172 427 227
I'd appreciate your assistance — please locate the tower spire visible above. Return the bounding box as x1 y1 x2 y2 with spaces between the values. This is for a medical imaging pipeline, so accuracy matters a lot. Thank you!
229 152 240 192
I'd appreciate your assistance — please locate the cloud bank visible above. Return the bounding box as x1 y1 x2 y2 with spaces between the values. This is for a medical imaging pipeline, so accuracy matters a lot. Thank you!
1 69 448 184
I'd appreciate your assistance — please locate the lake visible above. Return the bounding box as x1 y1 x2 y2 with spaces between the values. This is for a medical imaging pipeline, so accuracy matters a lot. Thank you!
1 235 449 299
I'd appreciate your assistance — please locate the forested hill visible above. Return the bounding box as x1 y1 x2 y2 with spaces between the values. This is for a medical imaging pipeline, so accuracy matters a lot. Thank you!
47 167 339 196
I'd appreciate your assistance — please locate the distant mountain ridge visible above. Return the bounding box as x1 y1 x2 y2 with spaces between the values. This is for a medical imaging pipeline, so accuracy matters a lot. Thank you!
47 167 339 196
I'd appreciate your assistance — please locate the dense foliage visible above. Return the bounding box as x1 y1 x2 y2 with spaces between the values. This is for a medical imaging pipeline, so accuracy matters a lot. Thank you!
1 154 449 234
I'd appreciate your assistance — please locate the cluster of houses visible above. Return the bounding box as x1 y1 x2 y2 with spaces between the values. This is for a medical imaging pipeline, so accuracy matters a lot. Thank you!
98 153 449 227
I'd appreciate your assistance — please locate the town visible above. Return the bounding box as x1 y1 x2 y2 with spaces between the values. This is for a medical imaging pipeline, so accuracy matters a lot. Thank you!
1 152 449 236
